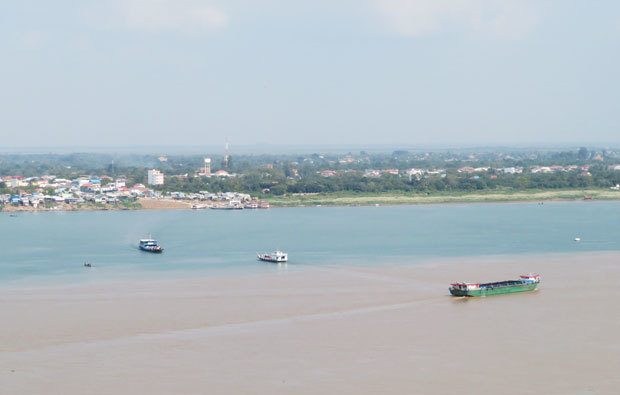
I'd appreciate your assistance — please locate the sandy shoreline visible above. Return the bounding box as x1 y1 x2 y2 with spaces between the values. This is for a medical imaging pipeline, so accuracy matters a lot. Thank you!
0 195 620 214
2 251 620 394
2 189 620 213
0 198 191 213
267 189 620 207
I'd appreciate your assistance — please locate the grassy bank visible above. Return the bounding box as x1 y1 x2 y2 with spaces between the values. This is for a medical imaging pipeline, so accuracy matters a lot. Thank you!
264 188 620 207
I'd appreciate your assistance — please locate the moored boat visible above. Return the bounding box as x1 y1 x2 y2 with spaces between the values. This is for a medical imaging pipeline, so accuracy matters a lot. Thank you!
212 203 243 210
449 274 540 297
257 250 288 263
139 234 163 253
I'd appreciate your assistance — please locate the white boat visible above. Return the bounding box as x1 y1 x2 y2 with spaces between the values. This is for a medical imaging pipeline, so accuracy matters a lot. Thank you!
257 250 288 263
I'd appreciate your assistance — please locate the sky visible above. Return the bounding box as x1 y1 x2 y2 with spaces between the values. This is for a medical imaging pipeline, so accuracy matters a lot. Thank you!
1 0 620 149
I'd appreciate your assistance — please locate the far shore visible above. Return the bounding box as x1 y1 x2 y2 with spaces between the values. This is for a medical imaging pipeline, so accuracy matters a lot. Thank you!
0 198 189 213
2 189 620 213
266 188 620 207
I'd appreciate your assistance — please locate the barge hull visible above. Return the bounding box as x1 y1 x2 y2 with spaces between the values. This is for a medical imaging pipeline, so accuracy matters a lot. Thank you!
449 282 538 297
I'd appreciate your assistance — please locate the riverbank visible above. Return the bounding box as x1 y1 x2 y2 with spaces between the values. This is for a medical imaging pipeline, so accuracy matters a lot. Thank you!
135 198 191 210
3 189 620 213
0 198 191 212
2 251 619 394
0 201 142 212
266 188 620 207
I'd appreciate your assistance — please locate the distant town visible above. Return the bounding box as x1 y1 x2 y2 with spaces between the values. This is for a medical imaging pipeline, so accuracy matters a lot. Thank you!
0 172 268 211
0 154 269 211
2 146 620 210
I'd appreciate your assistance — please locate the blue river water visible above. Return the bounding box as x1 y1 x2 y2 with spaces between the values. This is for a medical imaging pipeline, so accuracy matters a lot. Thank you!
1 202 619 286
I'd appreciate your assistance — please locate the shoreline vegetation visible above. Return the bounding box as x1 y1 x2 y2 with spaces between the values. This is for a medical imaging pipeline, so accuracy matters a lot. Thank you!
265 188 620 207
2 189 619 212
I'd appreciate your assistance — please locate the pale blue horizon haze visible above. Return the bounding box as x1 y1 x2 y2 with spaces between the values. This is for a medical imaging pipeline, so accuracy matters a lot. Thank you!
1 0 620 148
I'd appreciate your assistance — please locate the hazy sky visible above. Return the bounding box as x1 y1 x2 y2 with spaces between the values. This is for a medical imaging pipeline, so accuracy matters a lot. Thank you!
2 0 619 148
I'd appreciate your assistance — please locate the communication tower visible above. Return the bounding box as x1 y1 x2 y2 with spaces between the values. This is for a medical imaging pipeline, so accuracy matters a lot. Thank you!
224 138 230 168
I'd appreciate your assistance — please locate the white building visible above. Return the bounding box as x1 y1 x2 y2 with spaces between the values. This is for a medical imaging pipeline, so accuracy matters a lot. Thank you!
147 169 165 185
499 167 523 174
200 158 211 176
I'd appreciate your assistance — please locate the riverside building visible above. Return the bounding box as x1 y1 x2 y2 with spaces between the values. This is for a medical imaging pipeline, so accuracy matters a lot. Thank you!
147 169 165 185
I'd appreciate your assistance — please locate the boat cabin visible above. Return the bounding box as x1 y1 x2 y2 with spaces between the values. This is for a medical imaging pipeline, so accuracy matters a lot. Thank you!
519 274 540 283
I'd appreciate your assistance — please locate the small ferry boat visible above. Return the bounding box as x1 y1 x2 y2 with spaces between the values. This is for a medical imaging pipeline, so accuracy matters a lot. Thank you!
139 235 163 253
257 250 288 263
449 274 540 297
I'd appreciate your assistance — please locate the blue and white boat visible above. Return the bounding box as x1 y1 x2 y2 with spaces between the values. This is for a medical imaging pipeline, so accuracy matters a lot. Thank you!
139 234 163 253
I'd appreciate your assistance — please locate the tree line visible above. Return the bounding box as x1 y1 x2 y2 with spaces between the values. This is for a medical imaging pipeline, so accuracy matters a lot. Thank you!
155 164 620 196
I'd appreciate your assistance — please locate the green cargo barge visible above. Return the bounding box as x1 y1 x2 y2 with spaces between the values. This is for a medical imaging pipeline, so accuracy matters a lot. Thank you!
449 274 540 297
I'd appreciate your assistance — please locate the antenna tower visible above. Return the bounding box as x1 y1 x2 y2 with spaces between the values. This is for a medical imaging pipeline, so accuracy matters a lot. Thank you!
224 138 230 168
